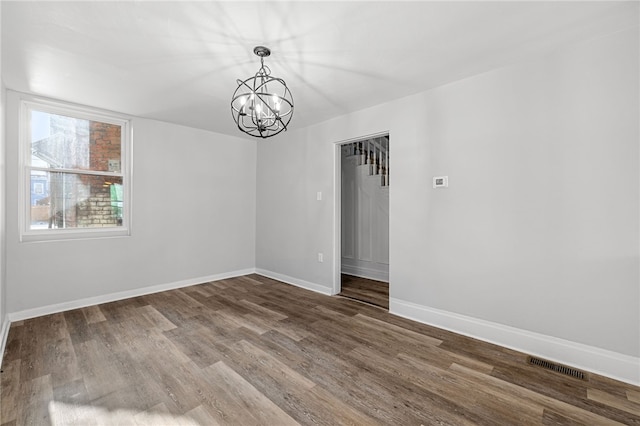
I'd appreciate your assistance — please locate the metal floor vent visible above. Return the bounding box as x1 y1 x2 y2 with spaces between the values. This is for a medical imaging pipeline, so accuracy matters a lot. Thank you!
527 356 587 380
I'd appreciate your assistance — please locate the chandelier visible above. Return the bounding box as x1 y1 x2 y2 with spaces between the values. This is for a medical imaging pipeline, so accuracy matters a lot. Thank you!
231 46 294 138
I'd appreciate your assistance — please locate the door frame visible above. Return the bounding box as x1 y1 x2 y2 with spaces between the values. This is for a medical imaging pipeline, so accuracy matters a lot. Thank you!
332 131 390 296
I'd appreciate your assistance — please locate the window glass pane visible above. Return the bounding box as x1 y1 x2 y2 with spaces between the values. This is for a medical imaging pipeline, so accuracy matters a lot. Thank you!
30 110 121 172
30 171 124 229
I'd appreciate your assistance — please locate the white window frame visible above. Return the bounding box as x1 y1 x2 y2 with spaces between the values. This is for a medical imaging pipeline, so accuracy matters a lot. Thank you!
19 96 132 242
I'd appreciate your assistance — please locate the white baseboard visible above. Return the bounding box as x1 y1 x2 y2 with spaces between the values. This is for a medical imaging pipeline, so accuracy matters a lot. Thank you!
255 268 333 296
0 314 10 369
7 268 256 323
341 265 389 282
390 297 640 386
341 258 389 282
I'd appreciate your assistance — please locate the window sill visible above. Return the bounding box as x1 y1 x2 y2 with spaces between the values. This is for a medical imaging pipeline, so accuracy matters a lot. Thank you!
21 227 131 243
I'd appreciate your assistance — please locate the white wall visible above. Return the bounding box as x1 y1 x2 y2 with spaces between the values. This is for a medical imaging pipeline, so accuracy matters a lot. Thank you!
255 27 639 383
0 80 5 336
255 127 335 293
5 90 257 316
0 0 8 357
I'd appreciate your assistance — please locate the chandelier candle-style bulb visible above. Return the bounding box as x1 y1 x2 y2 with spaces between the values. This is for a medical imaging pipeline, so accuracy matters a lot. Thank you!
231 46 294 138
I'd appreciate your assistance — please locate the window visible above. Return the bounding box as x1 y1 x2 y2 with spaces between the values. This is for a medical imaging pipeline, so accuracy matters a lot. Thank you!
20 97 131 241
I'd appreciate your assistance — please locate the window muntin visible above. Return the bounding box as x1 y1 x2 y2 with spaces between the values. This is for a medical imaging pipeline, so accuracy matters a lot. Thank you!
21 98 131 241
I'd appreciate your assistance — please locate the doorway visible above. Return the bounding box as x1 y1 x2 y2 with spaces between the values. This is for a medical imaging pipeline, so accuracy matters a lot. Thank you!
336 134 389 309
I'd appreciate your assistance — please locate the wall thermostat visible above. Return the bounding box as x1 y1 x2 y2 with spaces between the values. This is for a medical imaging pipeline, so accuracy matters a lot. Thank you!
433 176 448 188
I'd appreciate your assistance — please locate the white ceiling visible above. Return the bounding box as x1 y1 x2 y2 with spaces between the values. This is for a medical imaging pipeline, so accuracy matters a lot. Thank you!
2 1 638 138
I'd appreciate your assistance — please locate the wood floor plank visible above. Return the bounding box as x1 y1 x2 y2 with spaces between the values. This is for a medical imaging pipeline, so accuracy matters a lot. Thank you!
357 326 494 375
350 344 530 425
588 388 640 416
47 400 202 426
73 339 134 409
1 323 24 364
269 317 311 342
16 374 53 426
214 308 271 335
195 294 231 311
339 274 389 308
183 405 222 426
46 335 82 388
0 359 20 424
136 305 177 331
181 362 268 425
124 324 192 366
228 339 316 391
52 378 90 408
353 312 443 346
163 325 227 369
133 358 198 415
290 384 383 426
85 325 174 413
449 362 629 425
238 298 289 321
204 361 300 425
541 408 587 425
2 274 639 425
18 315 64 382
97 297 148 323
140 290 206 325
173 360 266 424
64 309 94 345
182 284 217 300
47 400 87 425
186 312 260 345
282 333 441 424
80 305 107 324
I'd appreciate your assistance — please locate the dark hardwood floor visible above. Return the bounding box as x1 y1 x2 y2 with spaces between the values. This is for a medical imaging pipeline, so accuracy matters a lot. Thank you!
339 274 389 309
1 274 639 425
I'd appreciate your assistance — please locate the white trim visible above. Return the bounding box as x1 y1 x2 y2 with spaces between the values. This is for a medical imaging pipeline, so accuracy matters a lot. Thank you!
255 268 333 296
21 228 131 243
331 130 390 296
0 315 10 369
331 131 389 146
8 268 255 322
390 297 640 386
332 142 342 295
29 166 124 177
